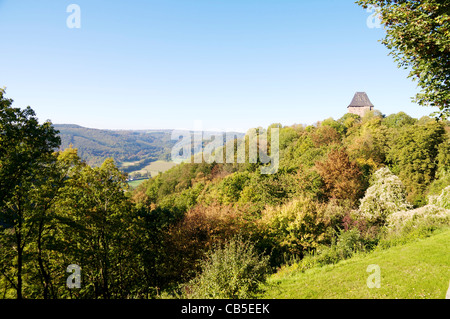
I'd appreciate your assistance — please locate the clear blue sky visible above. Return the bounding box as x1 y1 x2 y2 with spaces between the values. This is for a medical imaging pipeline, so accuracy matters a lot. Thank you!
0 0 435 132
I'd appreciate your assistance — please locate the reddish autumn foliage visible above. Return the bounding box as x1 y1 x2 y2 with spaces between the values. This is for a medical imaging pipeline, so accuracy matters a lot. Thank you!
315 149 366 205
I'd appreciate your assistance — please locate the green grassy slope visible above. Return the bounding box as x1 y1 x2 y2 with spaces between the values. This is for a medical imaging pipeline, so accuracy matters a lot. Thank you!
261 228 450 299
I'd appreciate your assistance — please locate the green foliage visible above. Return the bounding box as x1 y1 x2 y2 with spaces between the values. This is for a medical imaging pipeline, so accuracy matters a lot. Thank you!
387 121 446 205
142 162 225 205
2 88 450 299
54 157 138 299
295 166 325 201
324 229 366 260
320 117 346 136
217 171 252 204
0 89 61 299
337 112 361 133
384 112 417 128
278 126 300 150
344 111 389 169
436 137 450 176
428 185 450 209
197 169 303 214
280 132 318 169
131 204 187 297
293 229 367 274
257 196 330 265
240 171 302 209
427 173 450 197
311 125 342 147
183 236 270 299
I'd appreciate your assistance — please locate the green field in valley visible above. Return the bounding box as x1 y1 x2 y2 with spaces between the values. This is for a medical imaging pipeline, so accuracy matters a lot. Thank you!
131 160 178 178
126 160 179 188
127 179 148 189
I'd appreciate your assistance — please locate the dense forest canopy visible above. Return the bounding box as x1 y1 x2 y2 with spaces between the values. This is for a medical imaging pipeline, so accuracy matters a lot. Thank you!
1 87 449 299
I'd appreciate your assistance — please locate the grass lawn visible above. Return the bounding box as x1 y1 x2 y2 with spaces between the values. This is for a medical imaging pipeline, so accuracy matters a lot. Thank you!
261 228 450 299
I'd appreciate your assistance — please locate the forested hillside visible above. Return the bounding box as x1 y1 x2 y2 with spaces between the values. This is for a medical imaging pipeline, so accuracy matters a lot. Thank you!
1 87 449 299
55 124 177 167
55 125 246 179
130 111 450 297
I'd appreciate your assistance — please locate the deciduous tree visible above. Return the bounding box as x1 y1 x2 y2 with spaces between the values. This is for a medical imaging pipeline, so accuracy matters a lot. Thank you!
0 89 60 299
357 0 450 118
315 149 366 205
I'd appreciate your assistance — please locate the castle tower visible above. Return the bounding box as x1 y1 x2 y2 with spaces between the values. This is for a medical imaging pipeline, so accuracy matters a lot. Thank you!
347 92 374 117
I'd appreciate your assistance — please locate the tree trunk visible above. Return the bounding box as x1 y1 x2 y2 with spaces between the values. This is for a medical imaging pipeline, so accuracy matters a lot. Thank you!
37 217 51 299
16 224 23 300
14 198 23 300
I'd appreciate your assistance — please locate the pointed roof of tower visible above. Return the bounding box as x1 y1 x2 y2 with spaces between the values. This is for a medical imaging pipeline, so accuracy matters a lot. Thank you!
348 92 374 108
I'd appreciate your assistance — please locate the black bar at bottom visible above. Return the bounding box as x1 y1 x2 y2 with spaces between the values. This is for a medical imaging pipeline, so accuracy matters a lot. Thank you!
0 299 446 318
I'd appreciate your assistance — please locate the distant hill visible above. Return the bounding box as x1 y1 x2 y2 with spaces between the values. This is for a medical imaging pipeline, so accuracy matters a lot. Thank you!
54 124 246 174
54 124 177 168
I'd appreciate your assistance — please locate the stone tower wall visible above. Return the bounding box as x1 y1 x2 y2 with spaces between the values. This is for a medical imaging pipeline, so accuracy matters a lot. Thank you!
348 106 373 117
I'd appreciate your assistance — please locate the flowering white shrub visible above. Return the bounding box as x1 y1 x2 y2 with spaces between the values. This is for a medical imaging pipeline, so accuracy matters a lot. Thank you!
386 204 450 232
359 167 412 224
428 186 450 209
386 186 450 233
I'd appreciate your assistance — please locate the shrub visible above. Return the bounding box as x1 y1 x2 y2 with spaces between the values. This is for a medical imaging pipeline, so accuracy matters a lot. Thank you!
183 236 270 299
427 173 450 197
386 205 450 234
217 171 251 204
359 167 412 226
334 228 367 258
376 186 450 248
315 148 366 205
314 229 366 266
386 121 446 205
380 204 450 248
428 186 450 209
311 125 341 147
292 229 367 274
324 199 354 233
257 196 330 265
163 202 249 284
